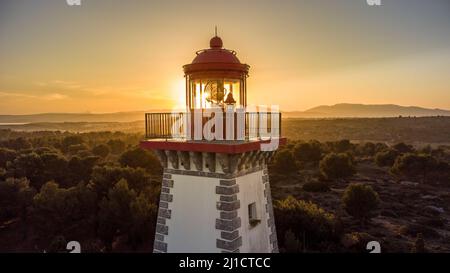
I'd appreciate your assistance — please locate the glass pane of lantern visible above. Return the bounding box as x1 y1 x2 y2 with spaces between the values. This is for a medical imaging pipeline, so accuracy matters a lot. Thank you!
203 79 225 107
195 82 201 109
231 80 240 106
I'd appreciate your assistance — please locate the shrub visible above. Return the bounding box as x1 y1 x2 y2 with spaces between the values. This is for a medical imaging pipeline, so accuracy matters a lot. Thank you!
293 141 322 163
0 147 17 168
92 144 110 158
319 153 355 180
391 153 439 183
393 142 414 153
107 139 126 155
119 148 161 174
302 181 330 192
61 135 84 152
274 196 336 251
334 139 353 153
271 149 297 174
342 183 379 223
374 149 399 167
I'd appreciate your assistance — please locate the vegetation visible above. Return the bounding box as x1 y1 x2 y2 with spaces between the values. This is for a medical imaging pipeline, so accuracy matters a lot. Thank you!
274 196 337 251
271 149 297 174
342 183 380 224
375 149 399 167
1 124 450 253
319 153 355 180
267 136 450 252
391 153 449 184
293 141 322 163
0 130 161 252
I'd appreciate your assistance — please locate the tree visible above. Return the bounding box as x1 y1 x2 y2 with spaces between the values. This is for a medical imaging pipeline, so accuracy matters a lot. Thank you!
391 153 438 183
393 142 414 154
0 177 36 230
107 139 126 155
92 144 110 158
334 139 353 153
374 149 399 167
342 183 379 224
98 179 136 251
0 147 17 168
40 152 68 186
61 135 84 152
32 181 97 241
319 153 355 180
3 137 32 150
67 156 100 185
129 191 158 250
271 149 297 174
89 166 154 198
293 141 322 163
119 148 162 174
274 196 336 251
8 152 45 189
67 144 89 155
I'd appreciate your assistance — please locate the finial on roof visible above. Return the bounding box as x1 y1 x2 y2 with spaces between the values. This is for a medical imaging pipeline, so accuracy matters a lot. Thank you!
210 27 223 49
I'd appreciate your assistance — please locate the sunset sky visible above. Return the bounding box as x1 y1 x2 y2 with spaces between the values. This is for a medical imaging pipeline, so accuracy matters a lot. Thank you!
0 0 449 114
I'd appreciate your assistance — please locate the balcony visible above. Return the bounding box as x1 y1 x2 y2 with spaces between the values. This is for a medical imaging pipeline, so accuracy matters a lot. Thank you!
144 111 281 141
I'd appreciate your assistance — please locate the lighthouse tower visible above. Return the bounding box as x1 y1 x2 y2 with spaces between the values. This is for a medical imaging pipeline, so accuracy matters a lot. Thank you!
141 34 284 253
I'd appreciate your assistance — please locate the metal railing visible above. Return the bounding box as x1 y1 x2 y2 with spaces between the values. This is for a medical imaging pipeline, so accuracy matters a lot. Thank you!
144 111 281 140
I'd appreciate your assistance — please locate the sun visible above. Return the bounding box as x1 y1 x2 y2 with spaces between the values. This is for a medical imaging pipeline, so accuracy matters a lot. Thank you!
169 78 186 110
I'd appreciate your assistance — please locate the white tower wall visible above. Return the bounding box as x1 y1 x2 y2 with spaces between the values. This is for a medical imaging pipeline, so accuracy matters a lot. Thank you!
152 150 278 253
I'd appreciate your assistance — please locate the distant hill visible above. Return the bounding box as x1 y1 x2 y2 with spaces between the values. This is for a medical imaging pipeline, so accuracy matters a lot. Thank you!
283 103 450 118
0 111 149 123
0 104 449 123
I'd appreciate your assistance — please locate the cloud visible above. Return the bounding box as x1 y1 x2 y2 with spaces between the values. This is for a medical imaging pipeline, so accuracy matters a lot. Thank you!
43 93 68 100
0 91 35 98
0 91 68 100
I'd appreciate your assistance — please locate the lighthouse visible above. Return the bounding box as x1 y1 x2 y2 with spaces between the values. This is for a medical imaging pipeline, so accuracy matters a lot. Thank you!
141 34 285 253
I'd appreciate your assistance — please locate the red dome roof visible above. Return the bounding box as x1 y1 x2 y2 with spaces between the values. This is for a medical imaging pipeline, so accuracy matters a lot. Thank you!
184 35 249 77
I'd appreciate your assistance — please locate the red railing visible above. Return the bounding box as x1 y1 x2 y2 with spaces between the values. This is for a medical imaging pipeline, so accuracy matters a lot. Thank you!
145 112 281 140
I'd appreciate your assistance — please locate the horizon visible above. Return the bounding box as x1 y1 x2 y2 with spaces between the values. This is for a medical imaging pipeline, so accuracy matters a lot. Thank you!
1 0 450 114
0 102 449 116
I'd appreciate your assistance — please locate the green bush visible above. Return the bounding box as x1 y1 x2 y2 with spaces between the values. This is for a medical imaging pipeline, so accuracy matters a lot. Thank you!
302 181 330 192
319 153 355 180
393 142 414 153
342 183 379 223
271 149 297 174
293 141 322 163
374 149 399 167
92 144 110 158
274 196 336 251
119 148 161 174
391 153 439 183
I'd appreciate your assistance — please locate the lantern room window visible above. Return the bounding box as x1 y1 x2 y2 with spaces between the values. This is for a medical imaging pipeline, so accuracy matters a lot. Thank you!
190 78 242 109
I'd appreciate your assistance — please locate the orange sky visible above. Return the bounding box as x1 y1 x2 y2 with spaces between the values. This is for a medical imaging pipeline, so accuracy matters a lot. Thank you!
0 0 449 114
